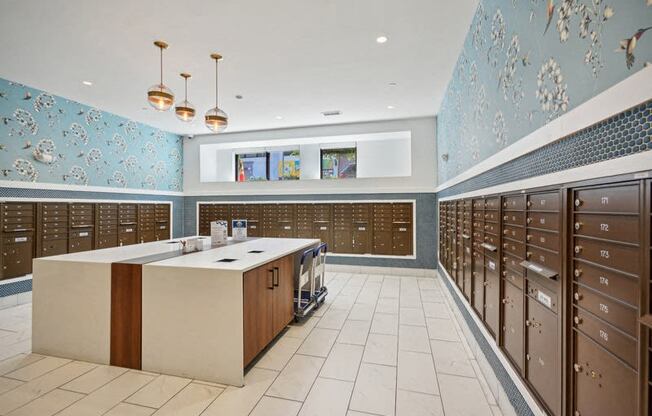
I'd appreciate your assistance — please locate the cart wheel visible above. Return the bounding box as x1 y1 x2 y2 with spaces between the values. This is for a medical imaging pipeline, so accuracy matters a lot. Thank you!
294 316 301 323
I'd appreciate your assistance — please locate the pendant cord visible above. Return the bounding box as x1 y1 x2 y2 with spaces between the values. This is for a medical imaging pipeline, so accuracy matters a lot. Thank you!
159 47 163 86
215 58 219 108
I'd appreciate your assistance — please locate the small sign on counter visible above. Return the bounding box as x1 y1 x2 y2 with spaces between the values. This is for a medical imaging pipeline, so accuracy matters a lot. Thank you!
211 220 228 245
232 219 247 241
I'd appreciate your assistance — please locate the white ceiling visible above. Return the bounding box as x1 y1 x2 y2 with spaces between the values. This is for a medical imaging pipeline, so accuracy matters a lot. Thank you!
0 0 478 135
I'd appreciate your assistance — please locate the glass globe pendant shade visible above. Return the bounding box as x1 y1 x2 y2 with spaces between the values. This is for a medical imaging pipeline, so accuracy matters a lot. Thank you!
205 106 228 132
147 83 174 111
175 100 195 122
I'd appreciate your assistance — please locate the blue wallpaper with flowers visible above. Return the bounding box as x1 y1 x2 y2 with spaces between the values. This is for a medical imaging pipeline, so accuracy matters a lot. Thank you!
437 0 652 184
0 78 183 191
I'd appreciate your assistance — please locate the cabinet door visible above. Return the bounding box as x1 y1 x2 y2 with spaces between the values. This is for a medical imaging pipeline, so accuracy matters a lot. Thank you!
273 256 295 335
243 265 274 366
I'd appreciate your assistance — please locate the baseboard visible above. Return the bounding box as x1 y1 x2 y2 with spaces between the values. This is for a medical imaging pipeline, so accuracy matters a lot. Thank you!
325 263 437 277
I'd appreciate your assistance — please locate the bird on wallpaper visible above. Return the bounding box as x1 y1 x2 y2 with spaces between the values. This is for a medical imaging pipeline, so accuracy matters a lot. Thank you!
2 117 9 125
22 91 31 100
0 91 7 100
77 109 85 116
1 169 12 177
22 141 31 150
617 27 652 69
0 144 6 151
77 151 85 158
544 0 555 35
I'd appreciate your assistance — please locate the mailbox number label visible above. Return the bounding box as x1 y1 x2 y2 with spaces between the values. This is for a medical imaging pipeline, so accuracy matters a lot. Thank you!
600 329 609 342
488 261 496 270
599 276 609 286
600 250 610 259
601 196 609 205
599 303 609 314
600 223 609 232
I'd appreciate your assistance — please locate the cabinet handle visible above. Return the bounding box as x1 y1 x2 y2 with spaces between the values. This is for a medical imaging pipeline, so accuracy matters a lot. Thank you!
273 267 279 287
268 270 274 290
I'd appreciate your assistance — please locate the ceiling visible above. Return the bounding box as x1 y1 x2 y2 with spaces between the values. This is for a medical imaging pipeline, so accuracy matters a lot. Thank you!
0 0 478 135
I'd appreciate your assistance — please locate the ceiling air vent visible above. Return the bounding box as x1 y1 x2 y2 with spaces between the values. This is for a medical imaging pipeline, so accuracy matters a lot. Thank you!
321 110 342 117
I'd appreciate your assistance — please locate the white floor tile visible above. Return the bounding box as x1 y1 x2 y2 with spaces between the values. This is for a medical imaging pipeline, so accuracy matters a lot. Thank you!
255 336 303 372
319 343 363 382
6 388 84 416
347 304 375 321
430 340 475 378
298 377 353 416
285 317 320 340
104 403 156 416
371 313 398 335
297 328 338 358
57 371 155 416
422 302 450 319
399 307 426 326
125 374 191 408
396 389 444 416
0 361 95 414
426 318 459 342
0 354 44 376
4 356 71 381
201 368 278 416
61 365 128 394
151 382 223 415
399 295 421 308
375 298 399 314
438 374 493 416
362 333 397 366
337 320 370 346
0 376 23 395
266 354 324 402
250 396 301 416
349 363 396 416
397 350 438 395
420 290 443 303
316 309 349 330
398 325 431 354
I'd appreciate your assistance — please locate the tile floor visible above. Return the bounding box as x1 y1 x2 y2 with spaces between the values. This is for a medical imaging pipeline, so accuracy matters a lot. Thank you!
0 272 504 415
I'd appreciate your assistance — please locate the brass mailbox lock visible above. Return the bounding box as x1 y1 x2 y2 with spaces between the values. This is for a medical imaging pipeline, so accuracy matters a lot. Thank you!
502 298 507 304
526 353 531 360
503 215 508 221
526 234 532 241
503 230 508 235
573 363 583 372
574 316 582 325
526 201 532 207
526 217 532 224
525 320 531 327
502 271 507 277
574 222 582 230
574 268 582 277
574 198 583 207
526 252 532 259
574 292 583 301
574 245 582 254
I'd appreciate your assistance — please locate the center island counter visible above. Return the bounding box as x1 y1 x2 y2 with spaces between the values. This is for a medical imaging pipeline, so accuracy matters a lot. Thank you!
32 237 320 386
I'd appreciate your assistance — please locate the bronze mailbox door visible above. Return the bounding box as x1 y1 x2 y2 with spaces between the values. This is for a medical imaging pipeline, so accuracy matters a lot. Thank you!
503 281 524 371
526 298 560 416
484 257 500 337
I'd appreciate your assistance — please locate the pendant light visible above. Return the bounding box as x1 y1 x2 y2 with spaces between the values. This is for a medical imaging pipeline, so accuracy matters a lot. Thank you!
147 41 174 111
205 53 228 132
175 73 195 122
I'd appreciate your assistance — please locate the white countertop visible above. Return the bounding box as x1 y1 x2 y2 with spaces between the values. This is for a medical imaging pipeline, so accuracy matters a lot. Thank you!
147 238 319 272
33 237 320 272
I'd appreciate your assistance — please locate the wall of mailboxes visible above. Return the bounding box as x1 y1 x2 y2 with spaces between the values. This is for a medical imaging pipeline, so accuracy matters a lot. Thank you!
0 201 172 280
196 201 414 257
438 174 652 416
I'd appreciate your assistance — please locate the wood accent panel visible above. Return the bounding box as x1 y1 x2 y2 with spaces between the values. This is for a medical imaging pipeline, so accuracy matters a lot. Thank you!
110 262 142 369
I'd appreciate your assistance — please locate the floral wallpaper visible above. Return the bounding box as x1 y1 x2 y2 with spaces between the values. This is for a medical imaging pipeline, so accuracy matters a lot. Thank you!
0 78 183 191
437 0 652 183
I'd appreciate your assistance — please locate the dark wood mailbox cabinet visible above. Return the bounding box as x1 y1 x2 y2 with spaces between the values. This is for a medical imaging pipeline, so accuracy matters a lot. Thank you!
197 201 415 258
0 200 171 281
438 173 652 416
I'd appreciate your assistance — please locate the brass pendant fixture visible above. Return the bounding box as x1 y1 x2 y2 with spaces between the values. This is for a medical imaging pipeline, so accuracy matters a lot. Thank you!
205 53 228 133
175 73 195 122
147 40 175 111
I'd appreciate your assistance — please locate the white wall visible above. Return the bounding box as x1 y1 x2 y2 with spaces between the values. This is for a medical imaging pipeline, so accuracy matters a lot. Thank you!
184 117 436 195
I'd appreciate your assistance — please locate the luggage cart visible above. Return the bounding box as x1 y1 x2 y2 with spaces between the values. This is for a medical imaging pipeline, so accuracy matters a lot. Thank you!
294 243 328 321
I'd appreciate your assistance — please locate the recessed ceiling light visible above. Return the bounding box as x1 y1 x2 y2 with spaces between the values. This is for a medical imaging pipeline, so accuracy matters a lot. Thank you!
387 105 395 109
376 35 388 44
388 82 397 86
82 80 93 86
275 116 283 120
235 94 243 100
322 110 342 117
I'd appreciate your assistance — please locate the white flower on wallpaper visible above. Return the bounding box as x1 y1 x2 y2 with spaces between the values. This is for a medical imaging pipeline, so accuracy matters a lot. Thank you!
122 155 138 173
578 0 614 77
152 129 166 144
473 85 489 125
110 133 127 153
110 170 127 188
488 9 507 67
469 61 479 86
33 93 55 112
536 57 569 120
470 136 481 161
10 108 38 136
142 174 157 189
142 141 157 157
85 148 103 167
85 108 102 125
169 148 181 162
152 160 166 176
169 177 181 191
472 4 488 51
499 35 526 107
63 165 88 185
122 120 138 138
64 122 89 146
493 111 508 147
32 138 57 167
556 0 575 42
13 158 38 181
